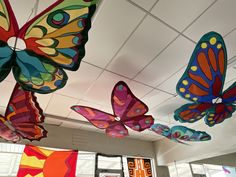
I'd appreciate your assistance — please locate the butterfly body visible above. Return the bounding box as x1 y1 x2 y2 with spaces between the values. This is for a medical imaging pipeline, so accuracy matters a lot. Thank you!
150 124 211 144
72 81 154 138
0 83 47 142
175 32 236 126
0 0 98 93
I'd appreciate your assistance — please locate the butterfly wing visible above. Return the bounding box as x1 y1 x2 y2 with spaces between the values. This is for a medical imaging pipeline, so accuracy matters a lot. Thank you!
71 105 129 137
0 117 20 142
205 103 236 126
0 0 18 82
13 0 97 93
13 50 68 93
5 83 47 141
71 106 117 129
19 0 97 70
174 103 212 123
171 126 211 142
111 81 153 131
222 82 236 103
176 32 227 103
112 81 149 118
106 123 128 138
150 124 171 139
124 115 154 132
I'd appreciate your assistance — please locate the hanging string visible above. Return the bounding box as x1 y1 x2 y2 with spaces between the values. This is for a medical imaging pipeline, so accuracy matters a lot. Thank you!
25 0 39 23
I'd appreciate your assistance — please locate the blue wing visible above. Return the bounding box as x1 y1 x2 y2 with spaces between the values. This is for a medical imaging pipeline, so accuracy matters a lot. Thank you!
171 126 211 142
176 31 227 103
0 41 13 81
13 50 67 94
150 124 171 139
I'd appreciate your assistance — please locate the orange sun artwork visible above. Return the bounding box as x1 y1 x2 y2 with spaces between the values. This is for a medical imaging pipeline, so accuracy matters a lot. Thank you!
17 145 78 177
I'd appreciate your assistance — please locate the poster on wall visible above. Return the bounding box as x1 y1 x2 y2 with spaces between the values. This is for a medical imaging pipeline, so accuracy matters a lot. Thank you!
127 158 152 177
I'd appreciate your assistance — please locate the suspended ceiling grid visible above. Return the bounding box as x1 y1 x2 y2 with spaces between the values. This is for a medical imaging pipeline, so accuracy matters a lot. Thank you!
0 0 236 141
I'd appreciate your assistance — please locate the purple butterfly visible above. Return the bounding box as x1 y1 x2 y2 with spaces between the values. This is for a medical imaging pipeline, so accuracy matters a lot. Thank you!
71 81 154 138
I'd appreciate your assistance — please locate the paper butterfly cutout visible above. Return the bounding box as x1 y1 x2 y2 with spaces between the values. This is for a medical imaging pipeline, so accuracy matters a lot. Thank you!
150 123 211 144
0 83 47 142
174 31 236 127
71 81 154 138
0 0 98 93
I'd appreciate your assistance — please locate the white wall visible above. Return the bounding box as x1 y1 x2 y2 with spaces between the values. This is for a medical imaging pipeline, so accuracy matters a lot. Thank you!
16 125 156 158
193 152 236 167
154 115 236 165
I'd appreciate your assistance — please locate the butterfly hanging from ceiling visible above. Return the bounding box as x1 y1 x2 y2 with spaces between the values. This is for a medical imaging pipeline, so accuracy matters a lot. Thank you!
0 0 98 94
71 81 154 138
0 83 47 142
174 31 236 127
150 123 211 144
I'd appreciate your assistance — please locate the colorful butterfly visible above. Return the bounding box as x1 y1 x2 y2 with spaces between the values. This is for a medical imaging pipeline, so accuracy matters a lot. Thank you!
174 31 236 127
71 81 154 138
0 0 98 93
0 83 47 142
150 123 211 144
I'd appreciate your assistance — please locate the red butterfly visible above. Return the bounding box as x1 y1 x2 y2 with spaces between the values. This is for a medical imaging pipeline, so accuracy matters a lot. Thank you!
0 83 47 142
71 81 154 138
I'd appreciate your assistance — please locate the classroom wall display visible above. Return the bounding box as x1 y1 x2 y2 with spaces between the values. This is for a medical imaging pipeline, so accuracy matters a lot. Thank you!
17 145 78 177
127 157 153 177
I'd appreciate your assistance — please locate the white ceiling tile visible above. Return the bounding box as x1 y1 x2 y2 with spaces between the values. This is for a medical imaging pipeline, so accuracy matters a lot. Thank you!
9 0 36 27
225 67 236 84
84 71 129 106
38 0 56 14
68 111 87 121
184 0 236 42
99 105 113 115
224 67 236 90
56 62 102 99
107 16 178 78
45 94 78 117
152 0 214 32
224 30 236 59
4 72 15 83
224 80 236 92
150 96 187 122
84 0 146 68
0 81 15 108
157 67 186 95
142 89 173 110
79 100 102 109
135 36 195 87
36 93 53 110
128 81 153 99
130 0 157 11
0 107 5 115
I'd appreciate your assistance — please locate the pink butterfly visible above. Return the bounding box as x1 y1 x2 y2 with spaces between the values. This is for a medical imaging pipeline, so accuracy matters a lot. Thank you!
71 81 154 138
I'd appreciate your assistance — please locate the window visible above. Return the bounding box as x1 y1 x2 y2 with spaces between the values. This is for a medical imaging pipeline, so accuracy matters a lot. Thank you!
168 163 192 177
